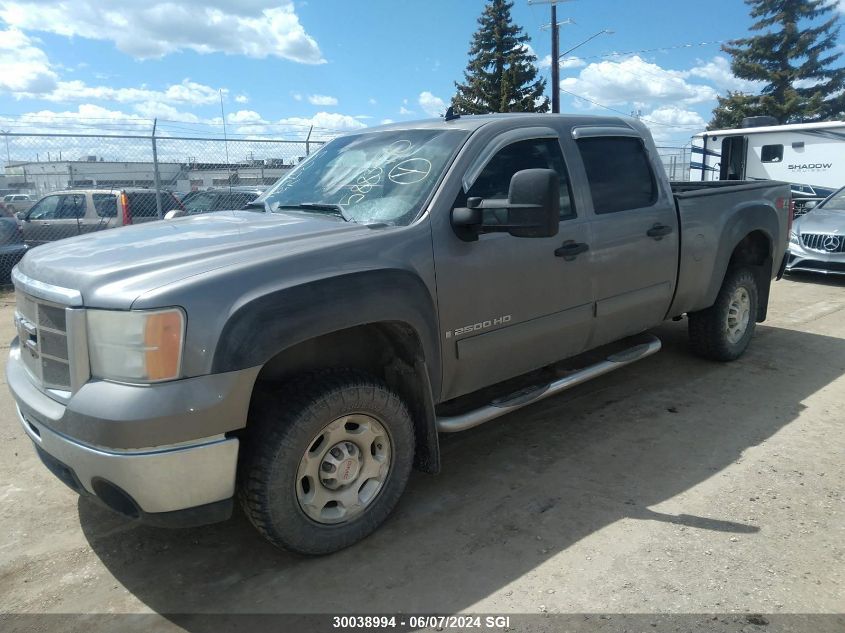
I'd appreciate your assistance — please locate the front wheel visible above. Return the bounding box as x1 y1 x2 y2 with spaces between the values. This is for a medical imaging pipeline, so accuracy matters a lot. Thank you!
688 267 759 361
238 370 415 555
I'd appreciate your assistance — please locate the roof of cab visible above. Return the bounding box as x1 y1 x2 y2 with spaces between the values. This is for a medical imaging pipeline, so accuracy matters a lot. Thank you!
357 112 638 134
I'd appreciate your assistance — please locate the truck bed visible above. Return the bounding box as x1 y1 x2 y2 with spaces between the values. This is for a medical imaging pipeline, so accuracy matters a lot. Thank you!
667 179 791 320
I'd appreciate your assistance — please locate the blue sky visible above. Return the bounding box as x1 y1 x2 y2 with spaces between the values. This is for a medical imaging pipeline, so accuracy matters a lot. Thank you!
1 0 843 146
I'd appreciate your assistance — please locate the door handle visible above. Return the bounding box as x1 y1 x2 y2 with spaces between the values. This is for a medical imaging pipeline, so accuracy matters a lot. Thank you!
554 240 589 261
647 223 673 239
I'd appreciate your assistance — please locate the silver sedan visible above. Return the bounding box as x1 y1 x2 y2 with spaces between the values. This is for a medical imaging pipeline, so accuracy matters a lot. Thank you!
787 186 845 275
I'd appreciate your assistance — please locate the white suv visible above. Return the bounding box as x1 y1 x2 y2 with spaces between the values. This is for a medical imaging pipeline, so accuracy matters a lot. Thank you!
2 194 35 215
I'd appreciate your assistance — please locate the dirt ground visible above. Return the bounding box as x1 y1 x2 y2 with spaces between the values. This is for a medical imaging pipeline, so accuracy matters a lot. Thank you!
0 274 843 631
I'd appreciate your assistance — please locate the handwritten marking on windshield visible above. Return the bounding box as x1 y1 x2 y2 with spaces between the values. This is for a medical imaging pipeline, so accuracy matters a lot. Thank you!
388 158 432 185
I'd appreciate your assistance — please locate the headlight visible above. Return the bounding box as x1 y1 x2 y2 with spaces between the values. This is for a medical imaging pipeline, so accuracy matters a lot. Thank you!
789 229 799 244
87 308 185 383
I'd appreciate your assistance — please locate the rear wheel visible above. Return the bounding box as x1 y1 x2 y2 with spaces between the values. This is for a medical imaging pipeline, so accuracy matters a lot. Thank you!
238 370 415 555
688 267 758 361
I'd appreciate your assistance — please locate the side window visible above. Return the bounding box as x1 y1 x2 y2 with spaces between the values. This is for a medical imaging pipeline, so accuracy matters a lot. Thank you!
576 136 657 214
467 138 576 220
761 144 783 163
57 194 86 219
28 196 61 220
93 194 118 217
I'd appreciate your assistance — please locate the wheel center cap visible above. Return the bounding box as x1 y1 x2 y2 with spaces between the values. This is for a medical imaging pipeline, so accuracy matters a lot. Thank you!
338 458 359 483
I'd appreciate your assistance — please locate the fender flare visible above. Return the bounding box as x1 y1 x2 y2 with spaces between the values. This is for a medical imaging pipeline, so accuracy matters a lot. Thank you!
211 269 441 396
702 203 779 310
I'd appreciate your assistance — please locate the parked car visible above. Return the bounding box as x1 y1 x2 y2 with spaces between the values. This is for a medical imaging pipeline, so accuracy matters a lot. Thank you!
179 187 263 215
7 114 789 555
19 188 183 246
786 184 845 275
2 194 35 216
0 217 26 283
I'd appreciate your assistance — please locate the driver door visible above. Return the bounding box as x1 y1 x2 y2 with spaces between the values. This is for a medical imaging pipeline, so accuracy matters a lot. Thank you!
432 131 595 400
22 195 63 246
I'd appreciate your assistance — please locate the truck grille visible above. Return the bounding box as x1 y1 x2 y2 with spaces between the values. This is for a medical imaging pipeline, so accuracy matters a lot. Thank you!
14 290 72 390
801 233 845 254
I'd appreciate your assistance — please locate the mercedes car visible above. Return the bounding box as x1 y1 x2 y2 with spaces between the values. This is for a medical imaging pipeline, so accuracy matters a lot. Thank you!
787 185 845 276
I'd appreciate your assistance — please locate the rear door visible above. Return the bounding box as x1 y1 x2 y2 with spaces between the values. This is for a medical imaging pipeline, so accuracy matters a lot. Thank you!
79 193 118 235
572 130 679 347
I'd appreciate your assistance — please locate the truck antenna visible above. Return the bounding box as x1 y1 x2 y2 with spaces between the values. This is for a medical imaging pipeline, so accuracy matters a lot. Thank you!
444 106 460 122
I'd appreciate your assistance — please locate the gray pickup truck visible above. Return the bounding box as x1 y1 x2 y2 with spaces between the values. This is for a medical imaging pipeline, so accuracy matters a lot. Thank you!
7 114 790 555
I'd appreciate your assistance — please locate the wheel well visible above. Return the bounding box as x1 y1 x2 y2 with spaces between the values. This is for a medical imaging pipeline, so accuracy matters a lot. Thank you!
252 322 440 474
729 230 770 268
728 230 773 322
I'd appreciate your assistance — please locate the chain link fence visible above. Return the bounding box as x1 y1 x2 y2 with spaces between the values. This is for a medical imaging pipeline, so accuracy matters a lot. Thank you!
0 129 329 284
655 146 692 182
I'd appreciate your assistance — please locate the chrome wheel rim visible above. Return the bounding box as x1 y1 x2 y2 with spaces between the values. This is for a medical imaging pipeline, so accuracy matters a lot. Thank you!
296 414 392 524
726 286 751 344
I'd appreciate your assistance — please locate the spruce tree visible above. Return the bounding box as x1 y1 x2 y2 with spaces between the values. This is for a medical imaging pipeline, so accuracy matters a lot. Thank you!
452 0 549 114
709 0 844 127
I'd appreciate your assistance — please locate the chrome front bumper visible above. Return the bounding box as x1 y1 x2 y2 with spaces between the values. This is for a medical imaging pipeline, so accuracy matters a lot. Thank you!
17 404 238 515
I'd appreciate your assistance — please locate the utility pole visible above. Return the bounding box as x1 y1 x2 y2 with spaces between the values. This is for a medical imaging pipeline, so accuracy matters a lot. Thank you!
530 0 575 114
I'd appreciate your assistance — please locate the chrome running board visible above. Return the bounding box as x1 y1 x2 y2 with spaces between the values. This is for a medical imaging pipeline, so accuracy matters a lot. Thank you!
435 334 662 433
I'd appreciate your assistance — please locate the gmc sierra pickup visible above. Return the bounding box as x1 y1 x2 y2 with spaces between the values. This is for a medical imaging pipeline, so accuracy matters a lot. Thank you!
7 114 790 555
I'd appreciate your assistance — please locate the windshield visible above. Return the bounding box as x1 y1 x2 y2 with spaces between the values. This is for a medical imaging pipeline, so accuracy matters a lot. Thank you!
819 188 845 211
259 129 468 226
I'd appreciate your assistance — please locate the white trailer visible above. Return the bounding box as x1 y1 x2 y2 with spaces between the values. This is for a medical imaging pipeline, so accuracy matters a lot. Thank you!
690 119 845 191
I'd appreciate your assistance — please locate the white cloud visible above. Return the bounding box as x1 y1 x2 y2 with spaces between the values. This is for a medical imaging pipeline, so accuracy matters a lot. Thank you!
226 109 265 124
380 118 394 125
539 54 586 70
560 55 716 108
418 91 445 117
685 56 764 93
234 94 249 104
292 92 303 101
132 101 202 123
838 0 844 13
368 98 377 105
308 94 338 106
0 0 324 63
0 28 57 93
2 104 152 132
399 106 414 115
640 106 705 142
21 78 227 105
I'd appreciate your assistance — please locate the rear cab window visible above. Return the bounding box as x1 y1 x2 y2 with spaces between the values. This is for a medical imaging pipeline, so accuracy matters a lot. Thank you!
575 136 657 213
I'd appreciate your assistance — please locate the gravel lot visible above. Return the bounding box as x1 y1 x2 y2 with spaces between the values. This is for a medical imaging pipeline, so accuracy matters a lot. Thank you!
0 274 843 631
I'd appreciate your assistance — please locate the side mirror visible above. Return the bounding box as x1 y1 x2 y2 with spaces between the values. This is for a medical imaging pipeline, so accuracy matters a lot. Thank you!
452 169 560 241
802 199 818 211
164 209 187 220
15 211 25 221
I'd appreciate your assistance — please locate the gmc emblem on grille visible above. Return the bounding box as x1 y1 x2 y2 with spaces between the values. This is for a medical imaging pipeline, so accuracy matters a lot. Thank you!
14 315 39 359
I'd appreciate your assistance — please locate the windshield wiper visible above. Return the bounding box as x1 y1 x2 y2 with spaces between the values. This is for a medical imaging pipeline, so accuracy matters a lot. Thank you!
293 202 353 222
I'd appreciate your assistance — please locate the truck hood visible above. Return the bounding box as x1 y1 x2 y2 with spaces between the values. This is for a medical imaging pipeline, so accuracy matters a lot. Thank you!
795 209 845 234
17 211 375 308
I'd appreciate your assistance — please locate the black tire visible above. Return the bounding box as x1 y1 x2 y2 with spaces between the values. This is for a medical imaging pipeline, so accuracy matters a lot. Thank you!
238 369 415 555
688 267 759 361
